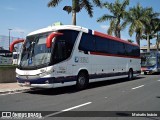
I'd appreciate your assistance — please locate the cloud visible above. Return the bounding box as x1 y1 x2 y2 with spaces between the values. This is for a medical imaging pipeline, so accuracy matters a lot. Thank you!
4 6 16 11
9 28 27 38
12 28 26 33
100 25 110 31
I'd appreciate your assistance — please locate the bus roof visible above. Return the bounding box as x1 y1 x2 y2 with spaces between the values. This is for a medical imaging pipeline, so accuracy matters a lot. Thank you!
27 25 88 36
27 25 139 47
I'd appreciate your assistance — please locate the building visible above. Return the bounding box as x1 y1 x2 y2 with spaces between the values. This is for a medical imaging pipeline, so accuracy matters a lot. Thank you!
140 44 159 53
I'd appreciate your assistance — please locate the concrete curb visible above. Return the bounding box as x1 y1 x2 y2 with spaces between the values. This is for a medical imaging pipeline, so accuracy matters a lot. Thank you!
0 88 31 94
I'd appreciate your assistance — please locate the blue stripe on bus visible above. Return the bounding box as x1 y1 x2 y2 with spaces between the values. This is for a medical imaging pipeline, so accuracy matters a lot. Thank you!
89 72 128 79
17 71 141 84
16 76 77 84
88 29 92 35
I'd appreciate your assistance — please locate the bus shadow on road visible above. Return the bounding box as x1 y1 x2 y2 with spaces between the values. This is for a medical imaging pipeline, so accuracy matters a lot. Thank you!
25 77 144 95
25 86 77 95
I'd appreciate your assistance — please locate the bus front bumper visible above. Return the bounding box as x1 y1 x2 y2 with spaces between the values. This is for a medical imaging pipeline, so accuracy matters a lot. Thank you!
18 83 54 88
16 76 76 89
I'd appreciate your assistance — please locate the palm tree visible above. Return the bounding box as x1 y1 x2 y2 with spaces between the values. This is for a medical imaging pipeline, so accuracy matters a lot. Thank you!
127 39 134 43
97 0 129 38
142 9 160 52
47 0 102 25
126 3 151 45
154 20 160 51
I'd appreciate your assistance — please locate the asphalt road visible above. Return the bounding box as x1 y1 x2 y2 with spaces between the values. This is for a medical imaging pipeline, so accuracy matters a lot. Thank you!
0 74 160 120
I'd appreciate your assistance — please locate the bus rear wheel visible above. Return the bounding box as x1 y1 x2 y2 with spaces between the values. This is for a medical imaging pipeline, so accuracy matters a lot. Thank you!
76 72 88 90
128 69 133 80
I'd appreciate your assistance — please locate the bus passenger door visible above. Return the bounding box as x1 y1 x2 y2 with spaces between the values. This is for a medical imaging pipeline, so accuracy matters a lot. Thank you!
52 39 69 77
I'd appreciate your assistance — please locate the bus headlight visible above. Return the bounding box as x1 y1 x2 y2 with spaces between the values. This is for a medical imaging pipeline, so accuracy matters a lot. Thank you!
16 74 19 77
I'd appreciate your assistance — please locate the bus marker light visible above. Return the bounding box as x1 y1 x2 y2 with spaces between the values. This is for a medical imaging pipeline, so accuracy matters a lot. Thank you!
45 80 49 84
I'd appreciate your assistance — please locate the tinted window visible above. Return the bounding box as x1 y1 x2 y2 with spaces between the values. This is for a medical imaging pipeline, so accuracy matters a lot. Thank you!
95 38 125 55
51 30 79 64
96 37 109 53
117 43 125 55
79 32 140 57
132 46 140 57
79 33 96 52
124 44 140 57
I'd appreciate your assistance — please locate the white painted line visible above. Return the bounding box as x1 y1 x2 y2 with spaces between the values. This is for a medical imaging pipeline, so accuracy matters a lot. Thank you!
105 97 108 99
132 85 144 90
45 102 92 117
157 80 160 81
62 102 92 111
0 91 23 96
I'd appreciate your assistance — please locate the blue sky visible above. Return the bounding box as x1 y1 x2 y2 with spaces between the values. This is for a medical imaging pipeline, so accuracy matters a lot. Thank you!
0 0 160 47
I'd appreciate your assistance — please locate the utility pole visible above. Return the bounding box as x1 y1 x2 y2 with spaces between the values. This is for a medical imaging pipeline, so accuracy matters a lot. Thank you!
8 28 12 50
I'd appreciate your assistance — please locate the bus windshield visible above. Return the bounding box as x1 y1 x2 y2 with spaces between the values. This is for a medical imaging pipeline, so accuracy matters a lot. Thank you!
20 32 51 69
141 55 156 67
18 30 79 69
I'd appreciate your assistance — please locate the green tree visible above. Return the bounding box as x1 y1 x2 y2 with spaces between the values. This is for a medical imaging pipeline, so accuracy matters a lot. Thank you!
155 21 160 51
48 0 102 25
97 0 129 38
127 39 134 43
142 9 160 52
126 3 151 45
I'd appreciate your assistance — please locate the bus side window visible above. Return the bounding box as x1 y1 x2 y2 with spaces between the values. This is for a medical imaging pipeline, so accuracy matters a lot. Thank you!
79 33 96 53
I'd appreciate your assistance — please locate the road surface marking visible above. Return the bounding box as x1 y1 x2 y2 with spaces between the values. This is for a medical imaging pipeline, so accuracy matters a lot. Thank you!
158 80 160 81
0 91 23 96
62 102 92 111
132 85 144 90
45 102 92 117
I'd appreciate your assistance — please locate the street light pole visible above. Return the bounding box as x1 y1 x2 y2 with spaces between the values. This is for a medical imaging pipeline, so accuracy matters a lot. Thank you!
8 28 12 50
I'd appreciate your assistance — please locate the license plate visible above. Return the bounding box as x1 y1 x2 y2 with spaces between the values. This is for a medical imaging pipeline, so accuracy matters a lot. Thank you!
25 81 30 86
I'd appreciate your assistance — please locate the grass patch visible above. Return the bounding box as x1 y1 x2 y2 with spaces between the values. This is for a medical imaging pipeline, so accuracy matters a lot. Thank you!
0 65 17 70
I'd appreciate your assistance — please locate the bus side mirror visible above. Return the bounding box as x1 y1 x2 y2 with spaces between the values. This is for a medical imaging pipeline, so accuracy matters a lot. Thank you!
46 32 63 48
10 39 25 52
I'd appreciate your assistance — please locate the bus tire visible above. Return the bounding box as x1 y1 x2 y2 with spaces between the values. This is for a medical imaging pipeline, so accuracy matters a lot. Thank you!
76 72 89 90
128 69 133 80
144 72 147 75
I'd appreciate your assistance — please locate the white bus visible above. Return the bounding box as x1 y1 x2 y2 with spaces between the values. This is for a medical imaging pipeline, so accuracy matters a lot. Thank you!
0 50 12 65
12 52 20 65
10 25 141 89
141 52 160 74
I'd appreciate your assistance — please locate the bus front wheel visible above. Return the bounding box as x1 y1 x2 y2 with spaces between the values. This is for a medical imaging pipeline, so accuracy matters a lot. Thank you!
76 72 88 90
144 72 147 75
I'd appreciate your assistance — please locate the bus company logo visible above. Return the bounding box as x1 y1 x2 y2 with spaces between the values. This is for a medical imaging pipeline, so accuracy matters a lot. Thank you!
1 112 12 119
75 57 79 63
24 71 29 75
24 72 29 79
75 56 89 63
